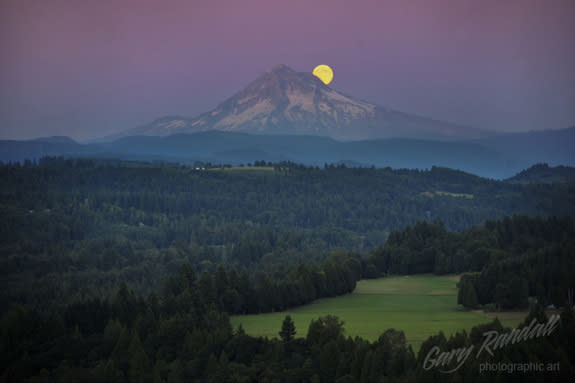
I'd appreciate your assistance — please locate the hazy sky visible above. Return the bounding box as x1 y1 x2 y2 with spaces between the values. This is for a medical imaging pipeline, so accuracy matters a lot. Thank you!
1 0 574 140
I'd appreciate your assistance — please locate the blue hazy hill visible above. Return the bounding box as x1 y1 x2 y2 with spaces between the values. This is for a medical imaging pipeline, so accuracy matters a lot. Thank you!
1 127 574 179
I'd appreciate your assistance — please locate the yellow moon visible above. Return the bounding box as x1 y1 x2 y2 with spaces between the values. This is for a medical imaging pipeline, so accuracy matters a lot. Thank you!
312 64 334 85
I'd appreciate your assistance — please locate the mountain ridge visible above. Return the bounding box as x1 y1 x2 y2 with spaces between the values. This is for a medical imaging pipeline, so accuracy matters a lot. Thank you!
3 127 574 179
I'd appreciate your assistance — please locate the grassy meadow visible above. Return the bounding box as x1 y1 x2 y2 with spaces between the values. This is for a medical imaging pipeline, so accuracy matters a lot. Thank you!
230 274 527 350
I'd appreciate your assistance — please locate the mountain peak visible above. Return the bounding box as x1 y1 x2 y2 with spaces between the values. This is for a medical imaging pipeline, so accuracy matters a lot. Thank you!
255 64 321 89
269 64 296 74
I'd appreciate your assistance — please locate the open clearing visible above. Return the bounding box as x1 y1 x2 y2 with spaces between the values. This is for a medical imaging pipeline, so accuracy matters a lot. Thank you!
230 275 527 350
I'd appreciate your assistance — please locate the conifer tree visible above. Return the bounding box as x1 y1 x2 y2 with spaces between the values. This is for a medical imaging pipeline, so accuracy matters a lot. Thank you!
279 315 296 343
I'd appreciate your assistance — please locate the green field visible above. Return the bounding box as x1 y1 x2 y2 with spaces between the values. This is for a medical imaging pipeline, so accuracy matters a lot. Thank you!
230 275 527 350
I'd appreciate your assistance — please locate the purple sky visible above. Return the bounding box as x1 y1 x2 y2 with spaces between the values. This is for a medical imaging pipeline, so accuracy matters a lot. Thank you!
1 0 574 140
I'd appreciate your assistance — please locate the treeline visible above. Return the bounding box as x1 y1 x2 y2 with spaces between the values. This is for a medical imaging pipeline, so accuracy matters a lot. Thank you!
1 256 404 382
162 253 361 316
366 216 575 309
457 238 575 309
2 266 574 382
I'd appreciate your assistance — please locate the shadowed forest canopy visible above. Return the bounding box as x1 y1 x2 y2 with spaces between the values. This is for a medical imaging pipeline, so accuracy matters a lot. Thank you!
1 158 575 311
1 158 575 381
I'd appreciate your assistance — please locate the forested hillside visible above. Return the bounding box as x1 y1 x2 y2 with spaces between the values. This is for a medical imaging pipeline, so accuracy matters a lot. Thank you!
2 158 575 311
506 163 575 184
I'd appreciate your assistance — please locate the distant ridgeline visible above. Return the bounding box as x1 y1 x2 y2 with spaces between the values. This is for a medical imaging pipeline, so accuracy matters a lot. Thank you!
2 125 575 179
1 159 575 381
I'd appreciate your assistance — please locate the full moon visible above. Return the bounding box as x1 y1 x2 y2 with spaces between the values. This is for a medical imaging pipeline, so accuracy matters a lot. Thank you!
312 64 334 85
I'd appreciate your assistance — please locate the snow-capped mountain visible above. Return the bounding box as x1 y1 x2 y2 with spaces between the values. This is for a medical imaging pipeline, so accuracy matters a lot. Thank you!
121 64 488 141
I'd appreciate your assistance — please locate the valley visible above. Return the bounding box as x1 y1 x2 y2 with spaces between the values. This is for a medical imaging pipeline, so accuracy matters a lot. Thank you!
231 275 527 350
